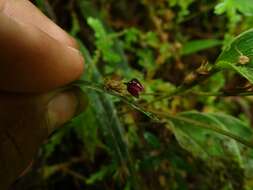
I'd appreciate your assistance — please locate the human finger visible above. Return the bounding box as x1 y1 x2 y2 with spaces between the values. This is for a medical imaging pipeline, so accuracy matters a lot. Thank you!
0 12 84 92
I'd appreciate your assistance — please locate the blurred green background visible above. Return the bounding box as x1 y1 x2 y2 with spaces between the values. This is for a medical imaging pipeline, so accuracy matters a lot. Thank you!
13 0 253 189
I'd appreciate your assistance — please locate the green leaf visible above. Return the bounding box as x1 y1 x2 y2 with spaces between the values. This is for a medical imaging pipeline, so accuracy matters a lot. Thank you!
214 0 242 31
70 13 80 36
214 2 227 15
86 164 116 184
144 32 159 47
182 39 222 55
137 49 155 69
78 2 131 75
42 127 69 159
144 132 161 149
34 0 45 10
168 111 253 163
168 0 195 20
124 28 140 46
77 41 129 163
72 111 100 160
237 0 253 16
216 29 253 84
87 17 107 39
215 0 253 16
87 17 121 63
73 40 140 188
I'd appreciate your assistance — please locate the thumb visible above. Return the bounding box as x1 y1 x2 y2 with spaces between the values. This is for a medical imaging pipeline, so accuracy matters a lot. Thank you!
0 88 87 189
47 91 78 130
46 88 87 134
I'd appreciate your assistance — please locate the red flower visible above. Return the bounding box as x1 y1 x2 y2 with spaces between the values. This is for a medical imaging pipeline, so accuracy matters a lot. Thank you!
125 79 144 98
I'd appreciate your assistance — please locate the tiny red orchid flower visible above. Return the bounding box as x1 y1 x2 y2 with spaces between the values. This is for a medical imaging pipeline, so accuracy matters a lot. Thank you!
125 79 144 98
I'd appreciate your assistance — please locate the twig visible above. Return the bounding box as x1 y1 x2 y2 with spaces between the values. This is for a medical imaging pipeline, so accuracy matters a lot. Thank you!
152 110 253 148
63 168 86 182
187 91 253 97
72 79 253 149
149 68 219 103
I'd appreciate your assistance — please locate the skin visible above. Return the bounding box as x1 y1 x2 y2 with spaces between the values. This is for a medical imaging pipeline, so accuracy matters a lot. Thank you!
0 0 85 189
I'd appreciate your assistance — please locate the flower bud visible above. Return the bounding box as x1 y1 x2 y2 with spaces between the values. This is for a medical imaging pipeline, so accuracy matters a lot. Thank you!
125 79 144 98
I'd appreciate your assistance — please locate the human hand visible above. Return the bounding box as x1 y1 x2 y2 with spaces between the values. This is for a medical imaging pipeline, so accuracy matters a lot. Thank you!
0 0 84 189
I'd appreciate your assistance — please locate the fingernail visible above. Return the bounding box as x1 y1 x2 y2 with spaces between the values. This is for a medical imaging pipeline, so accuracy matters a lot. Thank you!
67 46 85 73
67 46 83 58
47 91 78 131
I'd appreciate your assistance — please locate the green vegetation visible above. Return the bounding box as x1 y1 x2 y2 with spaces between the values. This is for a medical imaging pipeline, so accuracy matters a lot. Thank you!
16 0 253 189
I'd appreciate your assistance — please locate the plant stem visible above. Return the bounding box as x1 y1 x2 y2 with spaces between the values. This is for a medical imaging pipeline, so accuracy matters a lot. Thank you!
73 80 159 121
72 79 253 149
150 68 220 103
189 91 253 97
152 111 253 148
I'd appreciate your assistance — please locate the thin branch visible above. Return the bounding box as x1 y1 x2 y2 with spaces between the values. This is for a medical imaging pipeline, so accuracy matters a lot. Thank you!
72 79 253 149
154 111 253 148
150 68 220 103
